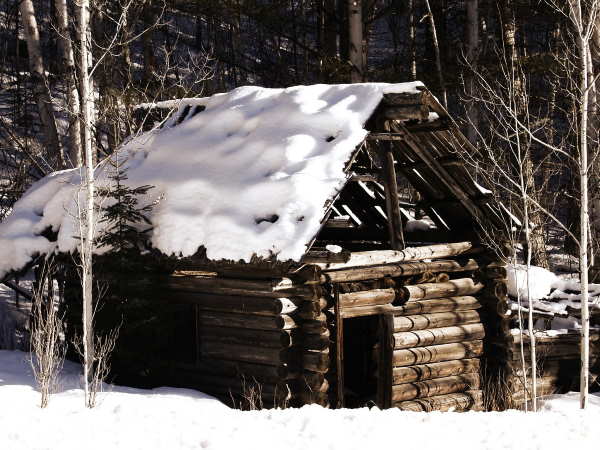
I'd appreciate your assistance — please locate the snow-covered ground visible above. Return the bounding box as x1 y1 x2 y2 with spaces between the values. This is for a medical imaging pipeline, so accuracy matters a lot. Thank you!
1 350 599 450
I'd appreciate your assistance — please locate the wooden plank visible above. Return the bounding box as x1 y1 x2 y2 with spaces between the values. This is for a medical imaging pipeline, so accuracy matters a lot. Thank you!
392 296 481 316
334 285 344 408
393 310 481 332
391 373 480 402
379 125 405 250
390 121 487 224
377 313 395 409
402 278 484 301
318 242 480 270
392 340 484 367
392 358 481 384
392 323 485 349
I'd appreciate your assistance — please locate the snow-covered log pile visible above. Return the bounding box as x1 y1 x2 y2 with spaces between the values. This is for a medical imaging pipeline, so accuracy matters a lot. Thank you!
482 264 600 408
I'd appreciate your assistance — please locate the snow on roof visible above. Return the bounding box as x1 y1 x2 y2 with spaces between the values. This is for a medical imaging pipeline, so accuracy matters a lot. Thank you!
0 82 425 277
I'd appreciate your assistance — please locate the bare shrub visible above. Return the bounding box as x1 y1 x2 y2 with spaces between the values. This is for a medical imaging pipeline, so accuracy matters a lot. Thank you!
29 263 65 408
74 323 120 408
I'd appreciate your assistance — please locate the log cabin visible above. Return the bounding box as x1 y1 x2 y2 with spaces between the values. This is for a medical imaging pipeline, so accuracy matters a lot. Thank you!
1 82 597 411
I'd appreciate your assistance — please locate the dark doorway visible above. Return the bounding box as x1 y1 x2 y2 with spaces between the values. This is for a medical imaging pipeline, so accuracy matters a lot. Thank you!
342 315 380 407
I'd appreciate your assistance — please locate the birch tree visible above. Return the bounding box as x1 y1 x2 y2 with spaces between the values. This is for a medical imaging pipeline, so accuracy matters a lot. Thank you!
465 0 479 144
563 0 599 410
348 0 364 82
55 0 82 167
18 0 63 169
78 0 95 407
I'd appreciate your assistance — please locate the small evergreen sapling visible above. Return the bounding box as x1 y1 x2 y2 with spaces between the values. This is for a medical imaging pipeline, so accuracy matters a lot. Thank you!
96 161 154 271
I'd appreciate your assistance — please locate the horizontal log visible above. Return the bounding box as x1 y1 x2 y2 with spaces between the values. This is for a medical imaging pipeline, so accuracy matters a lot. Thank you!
318 242 481 270
323 259 480 283
200 341 288 365
196 311 298 330
301 350 330 373
393 340 484 367
392 296 481 315
395 390 483 412
340 304 395 318
178 359 290 382
198 326 292 348
300 320 329 334
391 373 480 402
367 132 406 141
300 331 331 351
382 91 427 106
173 292 298 315
301 250 351 264
168 275 320 299
339 288 396 308
392 358 481 384
393 310 481 332
401 278 484 301
393 323 485 349
380 104 429 120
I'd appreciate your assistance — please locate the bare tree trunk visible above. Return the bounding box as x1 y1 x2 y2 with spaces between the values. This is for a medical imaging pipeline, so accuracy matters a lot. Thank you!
568 0 591 410
424 0 447 107
54 0 82 167
18 0 64 168
409 0 417 80
348 0 363 82
465 0 479 144
79 0 95 408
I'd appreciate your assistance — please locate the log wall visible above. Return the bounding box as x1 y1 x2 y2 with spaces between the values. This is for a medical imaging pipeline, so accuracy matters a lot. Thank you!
318 241 489 412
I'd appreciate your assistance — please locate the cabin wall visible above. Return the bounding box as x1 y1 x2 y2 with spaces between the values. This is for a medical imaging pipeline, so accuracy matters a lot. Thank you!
161 267 331 408
318 241 491 411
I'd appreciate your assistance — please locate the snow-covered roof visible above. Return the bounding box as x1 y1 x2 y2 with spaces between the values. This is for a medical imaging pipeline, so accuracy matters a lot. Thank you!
0 82 425 277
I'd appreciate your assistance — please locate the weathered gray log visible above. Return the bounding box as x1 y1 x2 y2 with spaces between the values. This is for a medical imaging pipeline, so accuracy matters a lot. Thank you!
340 304 396 318
174 292 298 316
392 323 485 349
382 91 427 106
199 341 288 365
393 310 481 332
301 350 330 373
198 326 293 348
392 358 481 384
339 288 396 308
391 373 480 402
380 104 429 120
392 340 484 367
301 250 351 264
401 278 484 301
392 296 481 316
323 259 480 283
299 329 331 351
168 273 320 299
394 390 483 412
180 358 291 382
318 242 481 270
196 311 298 330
